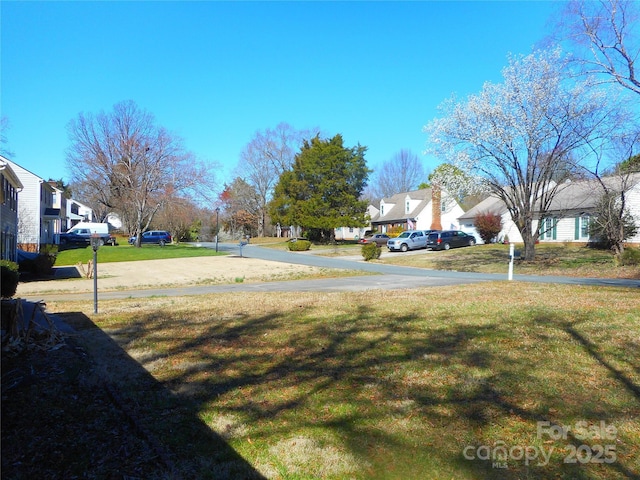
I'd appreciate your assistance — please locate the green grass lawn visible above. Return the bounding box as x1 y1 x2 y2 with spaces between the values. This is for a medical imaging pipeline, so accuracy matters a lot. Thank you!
55 243 223 265
41 283 639 479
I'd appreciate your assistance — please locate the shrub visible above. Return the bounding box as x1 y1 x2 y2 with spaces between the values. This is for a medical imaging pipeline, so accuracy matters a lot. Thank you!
287 239 311 251
18 245 57 276
361 243 381 261
474 211 503 244
1 260 20 298
619 247 640 266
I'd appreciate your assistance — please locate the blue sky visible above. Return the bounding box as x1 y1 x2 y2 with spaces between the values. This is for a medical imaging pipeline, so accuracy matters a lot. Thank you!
1 1 561 188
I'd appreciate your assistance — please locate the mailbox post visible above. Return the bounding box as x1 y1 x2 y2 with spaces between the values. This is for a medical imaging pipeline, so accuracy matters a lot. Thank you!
508 242 515 281
91 232 101 313
215 207 220 252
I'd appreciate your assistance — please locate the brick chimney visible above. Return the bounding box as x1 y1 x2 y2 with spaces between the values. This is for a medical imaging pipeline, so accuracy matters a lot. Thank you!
430 185 443 230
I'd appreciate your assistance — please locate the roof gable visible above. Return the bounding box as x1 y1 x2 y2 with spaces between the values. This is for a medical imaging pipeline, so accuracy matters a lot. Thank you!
373 188 433 222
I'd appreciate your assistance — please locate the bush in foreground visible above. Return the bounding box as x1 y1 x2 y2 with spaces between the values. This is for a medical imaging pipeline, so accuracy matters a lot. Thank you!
19 245 57 276
288 240 311 251
361 243 381 261
1 260 19 298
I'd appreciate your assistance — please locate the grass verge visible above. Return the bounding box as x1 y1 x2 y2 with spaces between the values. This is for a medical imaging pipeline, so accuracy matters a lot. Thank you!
55 243 223 266
377 243 640 279
3 283 638 479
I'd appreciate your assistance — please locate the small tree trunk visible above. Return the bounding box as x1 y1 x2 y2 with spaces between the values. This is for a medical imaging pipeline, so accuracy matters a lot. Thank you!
613 220 625 256
519 218 537 261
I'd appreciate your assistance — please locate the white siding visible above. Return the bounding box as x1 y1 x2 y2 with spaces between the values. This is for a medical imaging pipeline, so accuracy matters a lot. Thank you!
13 165 41 246
501 215 523 243
405 194 422 215
460 211 521 244
441 194 465 230
334 226 369 241
627 183 640 244
461 175 640 245
5 159 57 249
414 204 433 230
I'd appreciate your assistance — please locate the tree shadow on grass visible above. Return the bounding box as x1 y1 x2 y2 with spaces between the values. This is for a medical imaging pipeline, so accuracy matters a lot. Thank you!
1 311 266 480
120 303 640 477
26 298 639 480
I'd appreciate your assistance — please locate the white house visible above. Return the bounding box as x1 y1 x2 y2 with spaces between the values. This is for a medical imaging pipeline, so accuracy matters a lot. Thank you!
49 182 68 236
106 212 123 230
66 198 94 229
370 187 464 234
0 157 24 261
458 173 640 245
2 158 59 252
335 187 465 241
334 204 380 241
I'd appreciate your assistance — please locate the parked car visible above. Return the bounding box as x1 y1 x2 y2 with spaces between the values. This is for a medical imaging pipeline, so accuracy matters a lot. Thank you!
59 223 116 247
58 231 92 247
426 230 476 250
359 233 390 246
387 230 429 252
128 230 172 246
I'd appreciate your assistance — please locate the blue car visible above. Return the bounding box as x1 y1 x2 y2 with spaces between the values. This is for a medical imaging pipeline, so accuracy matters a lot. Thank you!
129 230 172 246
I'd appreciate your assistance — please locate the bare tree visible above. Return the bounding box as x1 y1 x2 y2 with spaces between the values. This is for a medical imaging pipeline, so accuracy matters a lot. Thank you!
425 48 625 260
17 204 37 251
368 149 426 198
69 178 112 224
0 116 14 158
237 122 320 236
153 196 202 243
218 178 261 238
582 127 640 255
66 100 217 246
556 0 640 95
590 185 639 254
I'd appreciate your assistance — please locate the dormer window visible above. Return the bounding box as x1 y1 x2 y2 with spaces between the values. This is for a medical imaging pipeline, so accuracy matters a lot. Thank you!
381 205 385 216
406 201 410 214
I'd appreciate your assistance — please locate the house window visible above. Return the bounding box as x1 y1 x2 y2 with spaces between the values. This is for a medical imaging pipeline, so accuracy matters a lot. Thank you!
406 201 410 214
381 205 384 216
575 214 590 240
540 217 557 240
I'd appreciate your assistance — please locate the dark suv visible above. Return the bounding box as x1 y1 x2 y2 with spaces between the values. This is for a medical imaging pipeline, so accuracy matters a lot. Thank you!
128 230 172 246
427 230 476 250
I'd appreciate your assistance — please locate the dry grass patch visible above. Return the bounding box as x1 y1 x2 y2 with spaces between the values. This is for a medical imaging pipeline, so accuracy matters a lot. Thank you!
5 283 639 479
377 243 640 279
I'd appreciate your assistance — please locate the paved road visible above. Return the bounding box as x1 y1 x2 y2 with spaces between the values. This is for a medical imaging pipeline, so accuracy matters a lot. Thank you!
32 242 639 302
214 242 640 287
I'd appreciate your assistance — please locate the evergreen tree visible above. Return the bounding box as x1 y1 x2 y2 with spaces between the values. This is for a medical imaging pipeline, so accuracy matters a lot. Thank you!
269 134 371 242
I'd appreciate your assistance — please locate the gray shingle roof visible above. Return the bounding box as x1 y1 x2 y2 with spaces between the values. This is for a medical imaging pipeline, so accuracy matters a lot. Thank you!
458 173 640 221
369 188 432 223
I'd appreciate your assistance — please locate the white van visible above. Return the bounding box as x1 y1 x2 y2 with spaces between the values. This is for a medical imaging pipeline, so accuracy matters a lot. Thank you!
68 222 110 236
59 222 116 246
